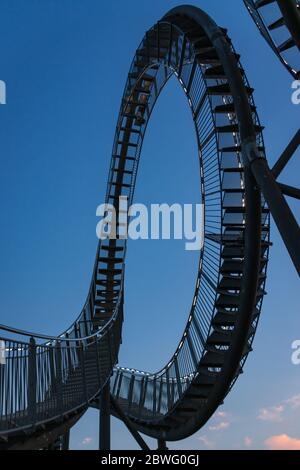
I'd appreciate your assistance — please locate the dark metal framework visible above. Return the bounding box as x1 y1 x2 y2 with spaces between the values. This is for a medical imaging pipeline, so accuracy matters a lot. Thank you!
243 0 300 78
0 3 299 450
0 310 123 448
109 6 271 441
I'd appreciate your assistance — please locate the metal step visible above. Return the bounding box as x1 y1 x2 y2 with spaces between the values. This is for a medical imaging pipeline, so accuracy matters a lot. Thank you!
207 84 252 96
124 100 148 108
96 279 121 287
98 268 122 276
112 154 135 161
94 300 116 309
203 65 227 79
221 146 241 152
111 181 131 188
201 349 225 368
119 127 141 134
99 257 123 264
214 103 256 114
96 292 119 300
224 206 269 213
223 187 244 193
223 166 244 172
212 307 259 327
217 124 264 134
216 294 240 308
192 373 217 386
195 47 219 63
193 36 212 48
278 37 295 53
212 311 236 327
207 330 233 345
112 168 133 175
220 259 244 274
117 141 138 148
268 16 285 31
134 87 151 95
94 308 114 317
221 245 268 259
219 275 243 289
205 232 244 244
255 0 275 8
101 245 124 252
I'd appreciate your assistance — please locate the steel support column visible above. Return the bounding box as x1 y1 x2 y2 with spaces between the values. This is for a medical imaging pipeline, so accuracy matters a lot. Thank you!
110 395 150 451
99 382 111 450
157 439 168 450
62 431 70 450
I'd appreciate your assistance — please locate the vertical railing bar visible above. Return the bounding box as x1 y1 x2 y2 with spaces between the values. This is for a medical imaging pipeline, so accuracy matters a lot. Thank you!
174 356 183 398
168 23 173 66
28 337 37 425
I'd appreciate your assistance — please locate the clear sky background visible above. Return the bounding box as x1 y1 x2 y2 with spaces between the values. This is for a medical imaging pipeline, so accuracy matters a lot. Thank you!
0 0 299 450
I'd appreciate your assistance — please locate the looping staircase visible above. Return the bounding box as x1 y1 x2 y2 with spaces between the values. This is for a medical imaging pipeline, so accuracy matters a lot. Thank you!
0 4 281 448
107 6 270 441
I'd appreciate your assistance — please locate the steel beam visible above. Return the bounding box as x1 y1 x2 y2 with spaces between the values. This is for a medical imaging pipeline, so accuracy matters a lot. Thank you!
272 129 300 179
278 182 300 200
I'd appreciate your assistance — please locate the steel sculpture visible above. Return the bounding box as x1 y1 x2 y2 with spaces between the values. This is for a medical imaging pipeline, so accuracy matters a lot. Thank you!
0 4 299 451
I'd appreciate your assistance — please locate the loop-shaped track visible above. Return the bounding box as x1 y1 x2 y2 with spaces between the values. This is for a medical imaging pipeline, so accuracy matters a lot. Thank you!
0 4 273 449
109 5 270 441
243 0 300 78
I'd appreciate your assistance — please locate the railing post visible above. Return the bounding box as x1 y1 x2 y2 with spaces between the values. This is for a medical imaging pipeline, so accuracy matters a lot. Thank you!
166 368 171 410
127 374 135 413
153 377 157 416
65 332 72 370
80 342 88 404
28 337 37 424
94 338 102 390
157 439 168 450
55 341 63 414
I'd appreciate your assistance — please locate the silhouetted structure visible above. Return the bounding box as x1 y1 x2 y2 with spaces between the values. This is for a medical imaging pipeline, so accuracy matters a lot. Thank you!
0 4 299 450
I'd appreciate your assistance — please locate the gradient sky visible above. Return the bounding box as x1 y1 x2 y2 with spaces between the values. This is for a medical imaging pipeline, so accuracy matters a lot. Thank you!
0 0 299 450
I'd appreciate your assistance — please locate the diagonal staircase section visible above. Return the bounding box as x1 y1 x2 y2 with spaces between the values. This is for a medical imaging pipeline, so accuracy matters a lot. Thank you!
244 0 300 78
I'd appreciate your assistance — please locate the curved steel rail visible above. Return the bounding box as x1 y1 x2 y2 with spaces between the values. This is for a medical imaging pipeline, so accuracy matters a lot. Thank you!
108 5 270 441
243 0 300 78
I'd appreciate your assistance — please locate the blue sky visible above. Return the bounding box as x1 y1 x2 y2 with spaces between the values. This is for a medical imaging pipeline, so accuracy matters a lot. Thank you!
0 0 299 450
